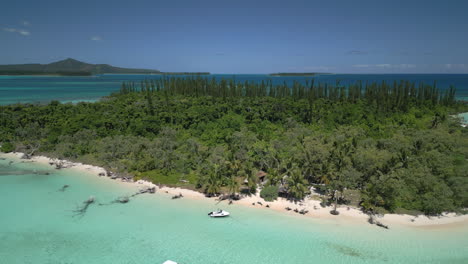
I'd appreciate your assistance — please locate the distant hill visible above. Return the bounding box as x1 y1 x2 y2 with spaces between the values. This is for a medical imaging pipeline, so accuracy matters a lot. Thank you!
0 58 160 75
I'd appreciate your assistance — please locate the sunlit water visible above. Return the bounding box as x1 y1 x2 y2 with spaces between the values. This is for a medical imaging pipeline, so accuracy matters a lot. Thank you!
1 156 467 264
1 74 467 105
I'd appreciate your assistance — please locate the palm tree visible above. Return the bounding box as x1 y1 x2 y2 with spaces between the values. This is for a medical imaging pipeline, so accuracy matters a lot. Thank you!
266 169 281 186
328 140 354 215
243 163 258 195
227 176 240 199
287 168 308 200
204 164 221 197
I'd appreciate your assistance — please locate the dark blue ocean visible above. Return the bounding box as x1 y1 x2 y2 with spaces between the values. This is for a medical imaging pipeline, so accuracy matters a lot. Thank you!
1 74 467 105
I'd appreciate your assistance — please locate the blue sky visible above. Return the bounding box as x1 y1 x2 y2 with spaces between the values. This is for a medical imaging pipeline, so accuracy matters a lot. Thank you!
1 0 467 73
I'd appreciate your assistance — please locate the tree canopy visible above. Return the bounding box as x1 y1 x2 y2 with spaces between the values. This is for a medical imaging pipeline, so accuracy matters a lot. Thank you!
1 77 467 215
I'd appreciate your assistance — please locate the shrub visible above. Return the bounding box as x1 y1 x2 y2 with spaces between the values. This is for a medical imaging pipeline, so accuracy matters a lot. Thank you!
0 142 15 153
260 185 279 202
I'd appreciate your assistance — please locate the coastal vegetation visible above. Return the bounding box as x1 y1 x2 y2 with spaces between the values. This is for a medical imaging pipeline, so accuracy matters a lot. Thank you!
260 185 279 202
0 77 467 216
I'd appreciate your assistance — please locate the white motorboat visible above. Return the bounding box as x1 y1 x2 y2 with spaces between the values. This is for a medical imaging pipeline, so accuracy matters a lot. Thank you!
208 209 230 217
162 261 178 264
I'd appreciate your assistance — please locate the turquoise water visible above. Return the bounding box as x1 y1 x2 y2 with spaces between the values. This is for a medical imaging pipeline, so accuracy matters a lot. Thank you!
1 74 467 105
459 112 468 126
1 156 467 263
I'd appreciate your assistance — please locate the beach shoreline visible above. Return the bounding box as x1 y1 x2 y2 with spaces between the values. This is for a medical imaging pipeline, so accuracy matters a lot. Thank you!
2 151 467 230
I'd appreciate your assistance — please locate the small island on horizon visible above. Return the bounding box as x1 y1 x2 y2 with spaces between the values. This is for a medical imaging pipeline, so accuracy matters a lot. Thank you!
269 72 333 77
152 72 211 76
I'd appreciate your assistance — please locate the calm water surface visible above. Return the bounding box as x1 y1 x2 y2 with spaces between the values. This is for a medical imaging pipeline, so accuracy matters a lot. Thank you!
1 156 467 264
1 74 467 105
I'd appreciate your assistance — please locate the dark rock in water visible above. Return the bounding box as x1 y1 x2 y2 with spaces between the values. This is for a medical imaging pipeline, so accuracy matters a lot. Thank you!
131 186 157 197
367 215 389 229
172 193 183 199
98 172 105 176
376 221 389 229
116 196 129 203
59 184 70 192
328 243 364 258
73 196 95 217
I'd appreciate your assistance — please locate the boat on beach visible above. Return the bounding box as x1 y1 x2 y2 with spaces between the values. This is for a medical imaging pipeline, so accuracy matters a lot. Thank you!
208 209 230 217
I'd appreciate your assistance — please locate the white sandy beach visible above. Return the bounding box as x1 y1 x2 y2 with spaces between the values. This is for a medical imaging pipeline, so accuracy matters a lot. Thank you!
2 151 468 229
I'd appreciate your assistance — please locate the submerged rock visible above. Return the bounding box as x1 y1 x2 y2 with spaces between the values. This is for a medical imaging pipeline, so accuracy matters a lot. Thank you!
172 193 183 199
59 184 70 192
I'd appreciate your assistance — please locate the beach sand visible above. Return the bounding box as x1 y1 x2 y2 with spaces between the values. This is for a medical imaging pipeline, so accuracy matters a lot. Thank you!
2 151 467 229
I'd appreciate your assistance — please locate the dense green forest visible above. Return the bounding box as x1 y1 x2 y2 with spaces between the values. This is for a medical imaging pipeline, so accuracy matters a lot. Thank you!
1 77 467 215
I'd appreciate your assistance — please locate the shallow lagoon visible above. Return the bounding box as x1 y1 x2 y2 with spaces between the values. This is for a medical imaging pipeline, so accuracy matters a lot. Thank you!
0 157 467 264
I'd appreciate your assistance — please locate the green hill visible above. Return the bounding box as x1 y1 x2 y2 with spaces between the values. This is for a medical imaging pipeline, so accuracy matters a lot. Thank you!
0 58 160 75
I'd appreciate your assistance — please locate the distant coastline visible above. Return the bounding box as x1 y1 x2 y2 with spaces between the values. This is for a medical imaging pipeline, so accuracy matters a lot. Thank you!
0 58 160 75
269 72 333 77
0 71 93 76
0 59 210 76
153 72 211 75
